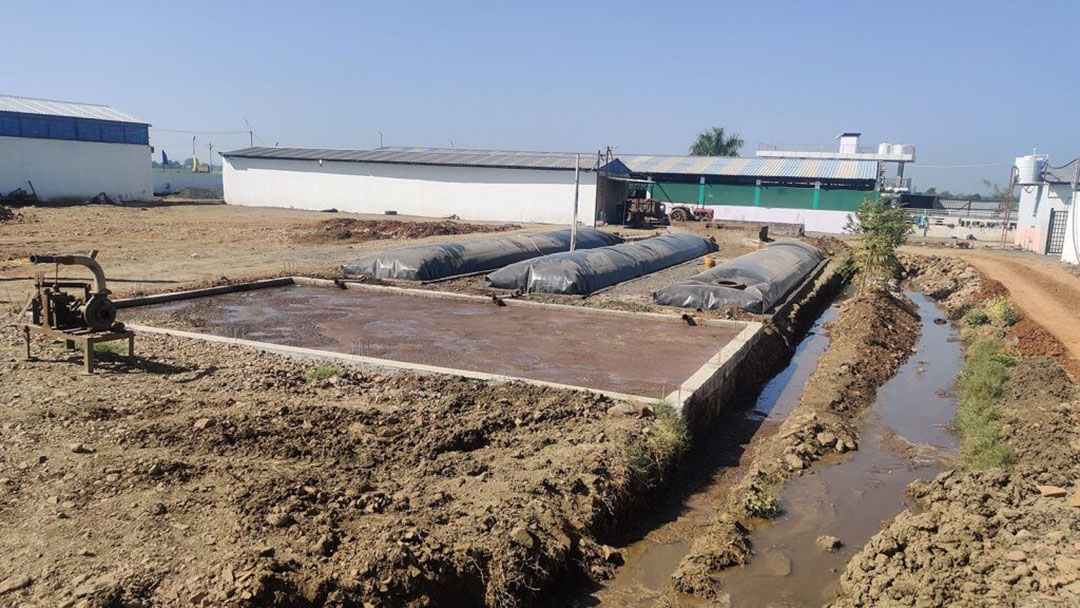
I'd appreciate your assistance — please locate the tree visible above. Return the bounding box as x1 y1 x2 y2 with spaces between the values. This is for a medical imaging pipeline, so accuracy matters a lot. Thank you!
844 198 912 292
689 127 744 157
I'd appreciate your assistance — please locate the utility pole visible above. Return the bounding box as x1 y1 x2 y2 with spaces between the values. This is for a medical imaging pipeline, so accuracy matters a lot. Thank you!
570 153 580 251
208 143 214 173
243 118 253 147
191 136 197 172
378 131 384 148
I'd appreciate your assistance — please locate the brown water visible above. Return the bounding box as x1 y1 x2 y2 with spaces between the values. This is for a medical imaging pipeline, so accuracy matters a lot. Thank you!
582 292 961 607
715 291 960 607
129 284 741 399
580 303 840 606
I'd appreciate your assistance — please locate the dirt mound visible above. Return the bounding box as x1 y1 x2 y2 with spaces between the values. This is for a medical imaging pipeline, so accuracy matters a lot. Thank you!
802 235 849 257
164 187 222 200
672 289 921 597
1009 318 1080 379
0 333 666 607
0 206 17 224
902 253 985 317
294 219 521 244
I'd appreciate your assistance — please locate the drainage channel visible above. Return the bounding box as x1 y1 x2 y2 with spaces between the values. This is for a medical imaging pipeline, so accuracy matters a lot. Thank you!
714 291 961 607
578 301 842 606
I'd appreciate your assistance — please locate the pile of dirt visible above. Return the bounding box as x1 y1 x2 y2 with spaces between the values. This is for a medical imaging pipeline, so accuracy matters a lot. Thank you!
0 206 18 224
163 187 223 200
832 357 1080 607
293 219 521 244
902 253 986 317
671 288 921 597
832 254 1080 606
0 331 667 607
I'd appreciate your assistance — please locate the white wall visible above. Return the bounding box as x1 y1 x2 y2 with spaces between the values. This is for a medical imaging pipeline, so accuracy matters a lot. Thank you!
0 135 152 202
152 170 223 196
223 156 598 225
1014 183 1071 254
1062 201 1079 265
708 205 853 234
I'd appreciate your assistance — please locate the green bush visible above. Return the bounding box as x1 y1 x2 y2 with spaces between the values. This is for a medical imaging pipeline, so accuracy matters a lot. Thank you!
306 365 338 381
987 296 1020 327
965 311 990 326
844 198 912 292
623 402 689 488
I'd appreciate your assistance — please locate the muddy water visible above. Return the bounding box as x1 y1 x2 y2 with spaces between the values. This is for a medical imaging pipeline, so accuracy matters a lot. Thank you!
715 291 961 607
582 304 841 606
129 285 741 399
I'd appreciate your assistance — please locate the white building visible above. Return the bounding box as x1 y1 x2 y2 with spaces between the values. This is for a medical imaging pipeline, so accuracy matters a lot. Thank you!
222 146 629 225
0 94 152 202
1012 154 1078 263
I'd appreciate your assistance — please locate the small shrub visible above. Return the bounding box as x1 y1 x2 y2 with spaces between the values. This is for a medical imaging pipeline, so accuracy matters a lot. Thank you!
742 478 782 519
987 296 1019 327
623 402 689 488
965 311 989 327
307 365 337 382
844 198 912 292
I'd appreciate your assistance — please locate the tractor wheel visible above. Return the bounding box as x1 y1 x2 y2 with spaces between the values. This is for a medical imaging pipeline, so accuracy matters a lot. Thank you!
669 208 689 222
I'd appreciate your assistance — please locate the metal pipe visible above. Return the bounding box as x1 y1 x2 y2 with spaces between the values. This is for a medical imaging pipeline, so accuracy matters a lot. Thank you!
29 254 109 294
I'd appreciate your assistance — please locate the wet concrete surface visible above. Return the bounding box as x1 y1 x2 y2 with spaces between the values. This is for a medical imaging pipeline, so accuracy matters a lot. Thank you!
580 302 840 606
714 291 961 607
128 284 741 398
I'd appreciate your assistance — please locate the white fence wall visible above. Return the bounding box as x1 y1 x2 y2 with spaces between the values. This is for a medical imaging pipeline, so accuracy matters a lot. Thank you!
708 205 853 234
0 136 152 202
152 170 223 196
223 156 598 225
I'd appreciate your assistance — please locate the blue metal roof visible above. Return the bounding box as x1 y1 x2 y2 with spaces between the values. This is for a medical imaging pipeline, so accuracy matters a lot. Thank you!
619 154 878 181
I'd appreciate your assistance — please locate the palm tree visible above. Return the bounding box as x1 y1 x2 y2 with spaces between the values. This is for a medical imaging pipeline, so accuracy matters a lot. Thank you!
689 127 744 157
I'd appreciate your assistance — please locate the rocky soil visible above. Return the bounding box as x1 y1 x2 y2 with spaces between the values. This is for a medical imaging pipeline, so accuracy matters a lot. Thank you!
670 287 921 597
831 254 1080 607
292 219 521 244
0 327 672 607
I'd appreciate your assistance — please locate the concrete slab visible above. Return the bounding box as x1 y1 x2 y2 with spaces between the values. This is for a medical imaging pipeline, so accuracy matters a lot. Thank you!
125 282 748 401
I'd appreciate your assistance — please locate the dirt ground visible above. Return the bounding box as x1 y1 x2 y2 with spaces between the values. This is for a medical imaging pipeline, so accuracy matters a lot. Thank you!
290 218 522 245
0 203 543 303
0 328 674 607
832 254 1080 607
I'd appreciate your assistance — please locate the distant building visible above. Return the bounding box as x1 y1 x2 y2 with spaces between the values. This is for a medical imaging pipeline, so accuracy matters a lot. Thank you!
0 94 152 201
1013 154 1079 264
221 147 629 225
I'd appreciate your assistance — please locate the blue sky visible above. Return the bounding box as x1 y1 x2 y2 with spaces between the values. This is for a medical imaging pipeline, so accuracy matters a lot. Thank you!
5 1 1078 193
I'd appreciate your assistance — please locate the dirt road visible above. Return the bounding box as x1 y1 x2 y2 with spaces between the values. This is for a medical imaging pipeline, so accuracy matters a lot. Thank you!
902 246 1080 365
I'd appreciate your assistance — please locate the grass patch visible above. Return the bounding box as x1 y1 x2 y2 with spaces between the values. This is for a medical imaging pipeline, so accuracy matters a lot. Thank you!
623 402 689 488
306 365 338 382
955 337 1018 470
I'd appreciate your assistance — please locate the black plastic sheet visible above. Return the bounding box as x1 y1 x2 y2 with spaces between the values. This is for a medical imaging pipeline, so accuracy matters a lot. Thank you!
340 228 621 281
485 233 718 295
652 240 824 313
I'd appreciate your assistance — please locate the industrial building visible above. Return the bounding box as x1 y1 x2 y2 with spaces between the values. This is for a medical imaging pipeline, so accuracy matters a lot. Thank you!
222 134 912 233
0 94 152 201
222 147 629 225
1013 154 1079 264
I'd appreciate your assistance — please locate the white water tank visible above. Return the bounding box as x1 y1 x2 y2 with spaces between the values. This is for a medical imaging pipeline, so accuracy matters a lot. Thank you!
1016 155 1047 185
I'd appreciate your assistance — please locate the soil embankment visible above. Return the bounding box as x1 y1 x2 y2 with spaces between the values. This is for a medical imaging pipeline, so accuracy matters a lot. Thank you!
0 329 676 607
831 254 1080 606
670 287 921 598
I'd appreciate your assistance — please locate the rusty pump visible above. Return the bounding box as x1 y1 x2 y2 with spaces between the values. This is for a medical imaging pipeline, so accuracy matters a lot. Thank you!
21 251 134 373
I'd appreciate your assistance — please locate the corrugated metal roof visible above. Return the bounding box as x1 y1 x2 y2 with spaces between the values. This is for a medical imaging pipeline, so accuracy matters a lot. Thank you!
222 146 615 171
619 154 878 181
0 94 147 124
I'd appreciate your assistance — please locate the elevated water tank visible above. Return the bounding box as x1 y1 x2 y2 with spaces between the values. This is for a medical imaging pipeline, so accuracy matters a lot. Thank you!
1016 154 1047 185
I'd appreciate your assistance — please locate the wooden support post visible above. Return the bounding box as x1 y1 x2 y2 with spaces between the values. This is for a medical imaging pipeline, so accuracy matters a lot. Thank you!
84 340 94 374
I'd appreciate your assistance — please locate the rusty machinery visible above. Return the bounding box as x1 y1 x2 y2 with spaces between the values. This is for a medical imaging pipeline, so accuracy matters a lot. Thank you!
20 251 134 373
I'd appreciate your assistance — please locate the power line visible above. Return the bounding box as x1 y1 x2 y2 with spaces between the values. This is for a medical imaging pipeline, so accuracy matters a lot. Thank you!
910 162 1009 169
151 128 249 135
